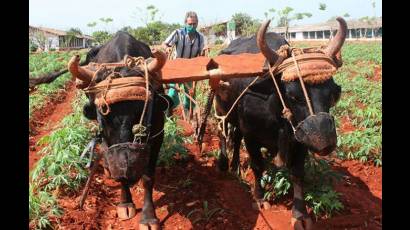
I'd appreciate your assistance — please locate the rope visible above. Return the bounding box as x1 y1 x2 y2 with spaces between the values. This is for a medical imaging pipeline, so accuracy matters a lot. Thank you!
214 75 261 138
148 93 170 139
267 57 297 132
133 58 150 143
291 49 314 116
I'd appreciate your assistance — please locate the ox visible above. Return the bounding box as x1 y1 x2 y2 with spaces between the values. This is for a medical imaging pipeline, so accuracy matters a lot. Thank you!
68 32 172 229
214 18 346 229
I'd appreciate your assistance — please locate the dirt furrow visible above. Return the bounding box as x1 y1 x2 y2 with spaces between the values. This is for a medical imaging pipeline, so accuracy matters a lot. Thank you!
29 81 77 172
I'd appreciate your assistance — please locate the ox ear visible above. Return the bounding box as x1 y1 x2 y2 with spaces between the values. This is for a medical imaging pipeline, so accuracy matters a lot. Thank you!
156 94 174 112
83 101 97 120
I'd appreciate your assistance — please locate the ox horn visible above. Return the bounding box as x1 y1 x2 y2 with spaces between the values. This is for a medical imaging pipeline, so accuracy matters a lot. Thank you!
147 49 167 74
257 20 280 65
68 55 94 83
324 17 348 58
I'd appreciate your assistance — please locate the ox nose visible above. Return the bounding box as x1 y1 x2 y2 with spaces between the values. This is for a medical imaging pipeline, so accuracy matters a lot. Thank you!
294 112 337 156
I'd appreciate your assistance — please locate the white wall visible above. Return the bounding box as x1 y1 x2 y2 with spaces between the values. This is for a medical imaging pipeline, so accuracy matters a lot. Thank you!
46 36 59 50
295 32 304 40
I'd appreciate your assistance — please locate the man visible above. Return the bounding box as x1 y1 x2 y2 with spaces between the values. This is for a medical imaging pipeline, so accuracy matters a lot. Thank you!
162 11 206 116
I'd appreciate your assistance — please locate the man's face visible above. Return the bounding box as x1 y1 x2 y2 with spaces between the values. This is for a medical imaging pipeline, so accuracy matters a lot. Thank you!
186 17 198 29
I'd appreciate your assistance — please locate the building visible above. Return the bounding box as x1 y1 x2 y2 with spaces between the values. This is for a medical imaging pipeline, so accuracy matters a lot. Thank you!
29 25 94 51
270 17 382 41
198 20 230 45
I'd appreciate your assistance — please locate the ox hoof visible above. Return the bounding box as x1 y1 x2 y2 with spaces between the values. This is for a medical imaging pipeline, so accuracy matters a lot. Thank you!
291 217 313 230
139 219 160 230
117 203 136 220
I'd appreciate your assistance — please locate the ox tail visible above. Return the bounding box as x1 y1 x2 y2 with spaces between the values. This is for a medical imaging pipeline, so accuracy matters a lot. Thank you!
197 89 215 151
29 59 88 88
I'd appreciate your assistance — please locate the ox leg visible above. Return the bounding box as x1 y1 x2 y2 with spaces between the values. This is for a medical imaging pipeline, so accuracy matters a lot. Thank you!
244 137 271 210
140 138 161 230
117 182 136 220
290 150 312 230
139 175 159 230
217 130 229 172
230 128 243 175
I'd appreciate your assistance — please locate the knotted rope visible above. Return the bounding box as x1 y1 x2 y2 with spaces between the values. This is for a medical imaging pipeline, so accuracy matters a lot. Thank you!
83 56 152 143
214 45 290 137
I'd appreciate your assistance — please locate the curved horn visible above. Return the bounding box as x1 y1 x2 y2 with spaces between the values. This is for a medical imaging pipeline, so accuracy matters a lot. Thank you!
257 20 280 65
147 49 167 73
324 17 348 58
68 55 94 83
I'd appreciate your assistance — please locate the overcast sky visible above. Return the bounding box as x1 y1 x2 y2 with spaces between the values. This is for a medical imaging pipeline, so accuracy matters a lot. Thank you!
29 0 382 35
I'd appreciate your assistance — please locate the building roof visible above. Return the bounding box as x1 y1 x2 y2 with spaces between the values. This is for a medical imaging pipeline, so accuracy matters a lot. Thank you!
29 25 94 40
270 17 382 33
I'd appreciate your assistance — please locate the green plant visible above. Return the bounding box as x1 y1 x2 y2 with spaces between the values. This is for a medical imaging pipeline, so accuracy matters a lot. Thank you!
29 186 63 229
29 93 94 229
261 155 343 218
30 40 38 52
214 39 224 45
157 116 189 167
187 201 224 224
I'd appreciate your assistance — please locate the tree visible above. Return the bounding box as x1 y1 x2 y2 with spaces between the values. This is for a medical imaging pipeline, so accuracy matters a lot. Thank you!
134 5 161 25
212 23 227 37
319 3 327 11
231 13 254 36
87 22 97 28
276 7 312 40
146 5 159 22
118 26 133 33
264 8 276 21
130 21 181 45
92 31 113 45
65 28 82 48
343 13 350 18
99 17 114 31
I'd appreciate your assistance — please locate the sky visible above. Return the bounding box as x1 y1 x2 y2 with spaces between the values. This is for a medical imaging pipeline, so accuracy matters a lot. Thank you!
29 0 382 35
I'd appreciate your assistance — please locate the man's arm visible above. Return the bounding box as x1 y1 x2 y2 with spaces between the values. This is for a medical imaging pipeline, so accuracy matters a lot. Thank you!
163 30 178 48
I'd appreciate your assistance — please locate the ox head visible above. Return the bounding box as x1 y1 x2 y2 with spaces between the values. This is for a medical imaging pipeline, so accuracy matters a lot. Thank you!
257 18 346 156
69 50 171 184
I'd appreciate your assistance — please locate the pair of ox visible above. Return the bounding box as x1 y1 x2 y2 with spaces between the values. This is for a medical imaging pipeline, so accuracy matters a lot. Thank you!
67 17 347 230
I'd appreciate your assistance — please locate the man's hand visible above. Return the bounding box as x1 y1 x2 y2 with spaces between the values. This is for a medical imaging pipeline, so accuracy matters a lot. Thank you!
201 45 210 56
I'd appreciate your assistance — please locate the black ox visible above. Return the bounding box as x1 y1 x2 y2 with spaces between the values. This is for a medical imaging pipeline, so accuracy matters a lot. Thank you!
214 18 346 229
68 32 172 229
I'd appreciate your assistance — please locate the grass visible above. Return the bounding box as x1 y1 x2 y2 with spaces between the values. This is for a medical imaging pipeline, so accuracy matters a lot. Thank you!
29 92 95 229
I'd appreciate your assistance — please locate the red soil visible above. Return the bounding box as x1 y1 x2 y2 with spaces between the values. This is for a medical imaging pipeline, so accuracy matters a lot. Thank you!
52 121 381 230
339 116 357 134
29 81 77 172
371 65 382 82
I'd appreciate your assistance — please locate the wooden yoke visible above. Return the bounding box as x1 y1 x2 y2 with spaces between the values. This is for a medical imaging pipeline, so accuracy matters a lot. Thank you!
159 53 266 90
